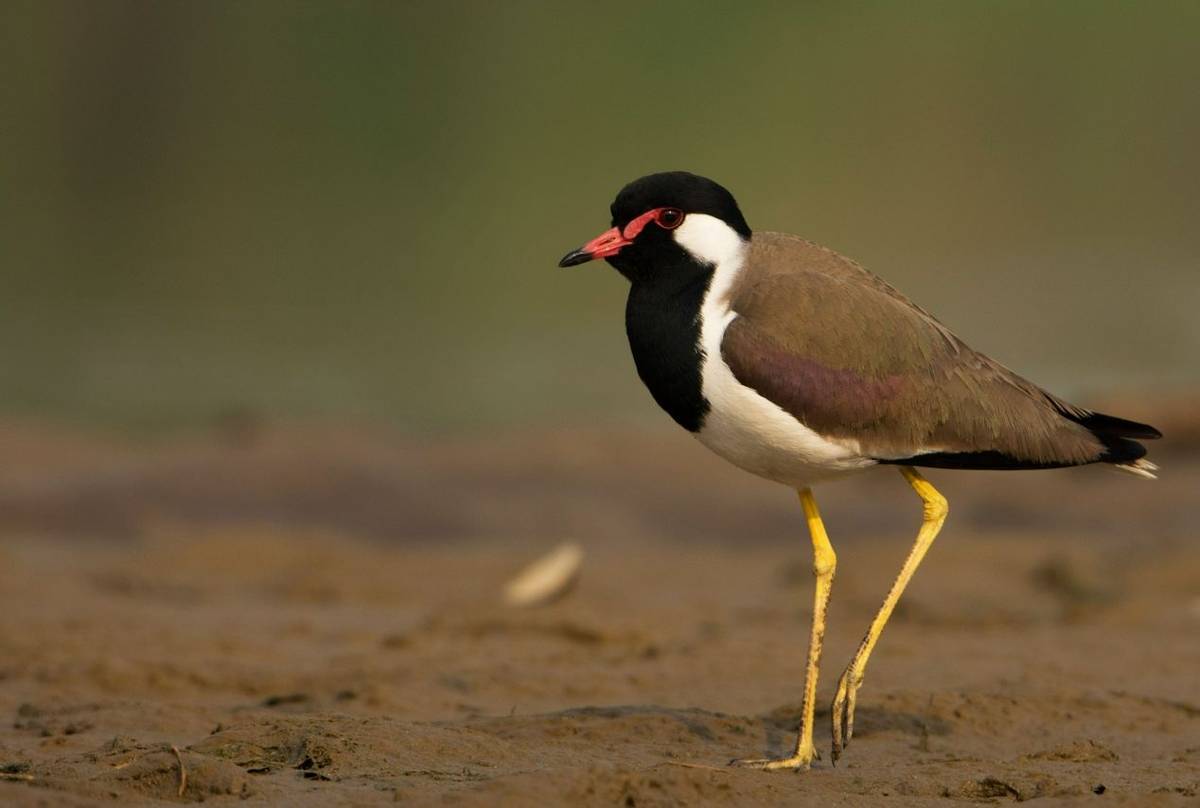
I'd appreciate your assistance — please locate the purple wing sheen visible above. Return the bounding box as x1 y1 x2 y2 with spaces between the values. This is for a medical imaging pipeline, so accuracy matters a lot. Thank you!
719 233 1124 467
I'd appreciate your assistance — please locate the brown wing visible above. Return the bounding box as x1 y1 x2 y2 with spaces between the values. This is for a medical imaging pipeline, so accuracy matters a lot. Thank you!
720 232 1116 467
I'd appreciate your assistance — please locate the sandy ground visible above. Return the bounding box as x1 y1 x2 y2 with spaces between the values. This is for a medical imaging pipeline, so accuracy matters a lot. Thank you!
0 419 1197 806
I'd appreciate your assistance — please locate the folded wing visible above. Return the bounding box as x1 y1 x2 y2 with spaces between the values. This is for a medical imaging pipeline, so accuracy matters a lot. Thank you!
720 233 1159 470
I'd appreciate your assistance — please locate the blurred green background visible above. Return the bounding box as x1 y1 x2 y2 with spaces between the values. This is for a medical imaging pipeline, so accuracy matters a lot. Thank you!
4 1 1198 434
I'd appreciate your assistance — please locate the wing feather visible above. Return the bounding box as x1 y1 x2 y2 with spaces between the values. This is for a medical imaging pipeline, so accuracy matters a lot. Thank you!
721 233 1108 466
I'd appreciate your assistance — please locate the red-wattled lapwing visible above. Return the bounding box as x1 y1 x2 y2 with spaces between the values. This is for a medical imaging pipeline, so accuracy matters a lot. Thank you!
558 171 1161 771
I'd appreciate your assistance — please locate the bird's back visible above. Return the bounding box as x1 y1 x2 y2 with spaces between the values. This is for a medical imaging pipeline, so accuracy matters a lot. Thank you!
720 232 1158 472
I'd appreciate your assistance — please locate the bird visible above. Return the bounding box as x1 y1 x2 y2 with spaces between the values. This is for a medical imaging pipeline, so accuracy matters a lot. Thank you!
557 171 1161 771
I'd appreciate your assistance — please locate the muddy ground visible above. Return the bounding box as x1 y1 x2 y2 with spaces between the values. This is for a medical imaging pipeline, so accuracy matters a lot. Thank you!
0 418 1197 806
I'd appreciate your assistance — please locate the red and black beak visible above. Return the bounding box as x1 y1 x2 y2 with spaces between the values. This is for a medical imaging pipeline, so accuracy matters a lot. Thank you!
559 209 666 268
557 226 630 267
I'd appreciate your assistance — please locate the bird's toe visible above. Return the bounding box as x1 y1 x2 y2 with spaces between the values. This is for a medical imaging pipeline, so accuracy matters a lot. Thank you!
729 754 814 772
831 667 864 764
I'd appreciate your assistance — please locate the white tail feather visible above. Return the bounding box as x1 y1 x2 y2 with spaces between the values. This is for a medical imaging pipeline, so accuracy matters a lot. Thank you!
1114 458 1159 480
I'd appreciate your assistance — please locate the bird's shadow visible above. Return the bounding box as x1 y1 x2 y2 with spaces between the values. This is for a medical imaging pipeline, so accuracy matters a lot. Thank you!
553 704 723 740
470 702 951 764
754 702 952 759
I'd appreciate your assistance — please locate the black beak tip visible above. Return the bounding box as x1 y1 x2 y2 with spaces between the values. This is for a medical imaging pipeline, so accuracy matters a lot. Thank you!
558 248 593 268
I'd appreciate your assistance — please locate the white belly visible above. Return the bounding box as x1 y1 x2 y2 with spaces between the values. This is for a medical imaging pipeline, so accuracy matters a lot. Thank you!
696 327 876 488
680 215 875 489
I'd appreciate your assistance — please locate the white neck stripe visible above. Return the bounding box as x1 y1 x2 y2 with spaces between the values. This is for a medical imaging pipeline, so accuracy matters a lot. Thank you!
672 214 747 271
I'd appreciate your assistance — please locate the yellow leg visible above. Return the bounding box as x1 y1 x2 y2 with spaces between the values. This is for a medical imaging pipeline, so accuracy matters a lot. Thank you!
732 488 837 771
830 467 947 764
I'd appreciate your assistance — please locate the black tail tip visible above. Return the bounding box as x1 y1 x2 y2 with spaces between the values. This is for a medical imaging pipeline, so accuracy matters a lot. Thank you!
1098 435 1149 464
1074 411 1162 441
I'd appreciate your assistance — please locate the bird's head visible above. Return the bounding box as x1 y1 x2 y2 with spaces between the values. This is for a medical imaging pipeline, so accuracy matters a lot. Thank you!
558 172 751 284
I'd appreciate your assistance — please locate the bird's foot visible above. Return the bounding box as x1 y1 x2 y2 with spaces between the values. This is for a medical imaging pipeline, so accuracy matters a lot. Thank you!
831 665 864 764
729 745 817 772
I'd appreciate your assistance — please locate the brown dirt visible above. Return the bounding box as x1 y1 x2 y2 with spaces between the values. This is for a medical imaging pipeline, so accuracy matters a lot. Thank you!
0 420 1197 806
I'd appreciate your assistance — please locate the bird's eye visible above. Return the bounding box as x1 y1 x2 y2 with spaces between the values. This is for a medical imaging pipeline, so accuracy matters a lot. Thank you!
655 208 684 230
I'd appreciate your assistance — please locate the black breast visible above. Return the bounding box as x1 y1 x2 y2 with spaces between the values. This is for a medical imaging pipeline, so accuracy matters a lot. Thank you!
624 273 712 432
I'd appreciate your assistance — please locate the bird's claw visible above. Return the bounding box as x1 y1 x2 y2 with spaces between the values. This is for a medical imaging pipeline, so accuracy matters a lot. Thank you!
728 751 815 772
831 665 864 764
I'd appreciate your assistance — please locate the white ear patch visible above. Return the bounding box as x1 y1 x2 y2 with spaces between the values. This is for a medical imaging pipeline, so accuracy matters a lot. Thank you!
672 213 746 269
